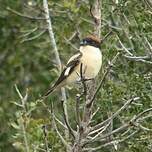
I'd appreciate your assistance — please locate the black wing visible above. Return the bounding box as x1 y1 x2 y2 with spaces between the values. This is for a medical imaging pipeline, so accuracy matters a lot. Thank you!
43 51 82 97
53 51 82 87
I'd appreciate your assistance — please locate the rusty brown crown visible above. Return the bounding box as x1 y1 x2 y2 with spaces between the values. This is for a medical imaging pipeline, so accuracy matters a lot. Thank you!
85 35 101 44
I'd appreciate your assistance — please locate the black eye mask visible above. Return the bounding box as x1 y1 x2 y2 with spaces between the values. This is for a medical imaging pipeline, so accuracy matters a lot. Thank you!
80 38 100 49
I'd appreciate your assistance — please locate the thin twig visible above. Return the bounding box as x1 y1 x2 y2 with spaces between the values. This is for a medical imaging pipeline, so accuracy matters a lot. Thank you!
91 97 140 131
80 63 87 100
100 31 113 44
72 1 102 151
21 30 46 43
124 55 151 60
14 85 29 152
117 35 152 64
144 37 152 53
75 94 81 127
91 122 111 140
19 27 38 38
51 104 71 151
89 107 152 143
80 17 95 25
88 125 105 136
43 0 62 71
64 37 79 51
83 130 139 151
90 107 100 121
87 52 120 108
20 116 30 152
7 7 46 20
117 35 133 56
61 100 75 138
14 84 23 100
124 55 152 64
54 115 68 130
133 108 152 121
87 123 130 144
42 125 50 152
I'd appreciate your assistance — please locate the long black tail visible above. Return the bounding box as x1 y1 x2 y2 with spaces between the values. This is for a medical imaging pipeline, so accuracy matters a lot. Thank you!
42 85 56 99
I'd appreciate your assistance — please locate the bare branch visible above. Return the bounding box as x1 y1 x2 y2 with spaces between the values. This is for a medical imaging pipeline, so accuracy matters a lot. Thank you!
64 37 79 51
67 31 80 41
90 122 111 140
72 1 102 151
14 84 23 100
54 115 68 130
88 123 130 144
88 52 120 108
117 35 152 64
91 97 140 131
88 125 105 136
124 55 151 60
144 37 152 53
14 85 29 152
124 55 152 64
88 107 152 144
51 104 71 151
43 0 62 71
83 130 139 151
75 94 81 128
42 125 51 152
61 100 76 138
90 107 100 121
80 17 95 25
7 7 46 20
90 0 102 37
21 30 46 43
133 108 152 121
100 31 113 44
43 0 70 145
144 0 152 9
80 63 87 100
20 116 30 152
116 35 133 56
19 27 38 38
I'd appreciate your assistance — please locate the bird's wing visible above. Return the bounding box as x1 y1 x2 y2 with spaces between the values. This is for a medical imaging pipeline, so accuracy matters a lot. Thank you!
43 51 82 98
53 51 82 87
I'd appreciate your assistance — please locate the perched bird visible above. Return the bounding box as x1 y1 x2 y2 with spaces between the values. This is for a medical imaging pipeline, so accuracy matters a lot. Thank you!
43 35 102 97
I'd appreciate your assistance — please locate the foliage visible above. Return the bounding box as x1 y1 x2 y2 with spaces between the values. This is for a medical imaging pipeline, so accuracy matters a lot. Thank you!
0 0 152 151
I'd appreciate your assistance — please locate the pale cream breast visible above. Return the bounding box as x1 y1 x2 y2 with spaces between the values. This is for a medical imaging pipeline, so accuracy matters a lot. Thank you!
80 45 102 78
66 45 102 84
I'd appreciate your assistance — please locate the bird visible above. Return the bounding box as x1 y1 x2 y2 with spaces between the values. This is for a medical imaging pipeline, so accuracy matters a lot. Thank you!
43 35 102 97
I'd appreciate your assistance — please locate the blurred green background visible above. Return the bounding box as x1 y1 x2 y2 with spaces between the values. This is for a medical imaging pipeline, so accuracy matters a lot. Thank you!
0 0 152 151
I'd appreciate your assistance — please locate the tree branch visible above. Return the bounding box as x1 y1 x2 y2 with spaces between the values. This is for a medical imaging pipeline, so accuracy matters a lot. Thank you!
91 97 140 132
42 125 51 152
43 1 71 150
61 100 76 138
7 7 46 20
51 104 72 151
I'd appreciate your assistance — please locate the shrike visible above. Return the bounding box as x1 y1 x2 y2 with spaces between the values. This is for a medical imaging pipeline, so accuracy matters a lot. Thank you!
43 35 102 97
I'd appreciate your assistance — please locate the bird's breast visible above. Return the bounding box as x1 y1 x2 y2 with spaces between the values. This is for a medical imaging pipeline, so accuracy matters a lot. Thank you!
66 46 102 84
80 47 102 78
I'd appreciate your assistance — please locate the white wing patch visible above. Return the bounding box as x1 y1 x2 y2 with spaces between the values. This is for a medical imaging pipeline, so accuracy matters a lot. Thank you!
63 51 82 77
67 53 81 64
64 67 71 76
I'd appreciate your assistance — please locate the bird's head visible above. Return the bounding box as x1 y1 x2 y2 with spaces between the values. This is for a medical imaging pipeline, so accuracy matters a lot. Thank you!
80 35 101 48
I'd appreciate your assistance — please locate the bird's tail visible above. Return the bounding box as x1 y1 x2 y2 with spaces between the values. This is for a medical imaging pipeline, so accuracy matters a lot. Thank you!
41 81 65 100
42 85 57 99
